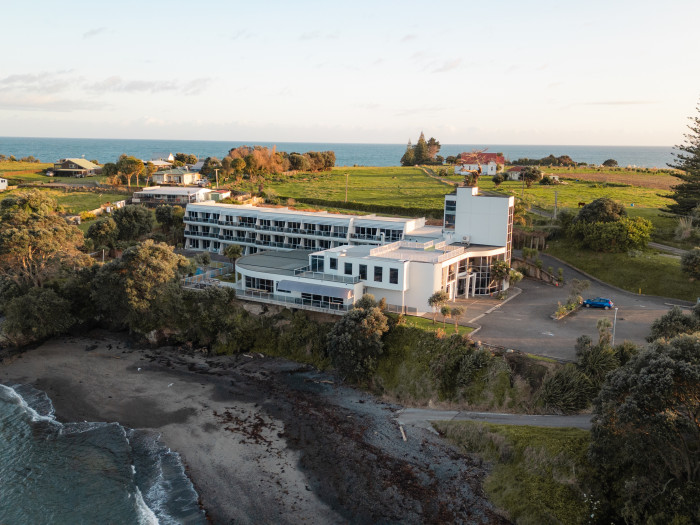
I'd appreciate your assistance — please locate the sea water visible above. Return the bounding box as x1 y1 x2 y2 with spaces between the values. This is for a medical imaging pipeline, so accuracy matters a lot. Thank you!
0 136 677 168
0 384 206 525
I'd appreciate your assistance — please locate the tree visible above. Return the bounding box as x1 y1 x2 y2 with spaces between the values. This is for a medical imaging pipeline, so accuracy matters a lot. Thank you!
102 162 118 183
570 217 652 252
0 191 86 289
400 140 416 166
668 103 700 215
200 157 222 177
646 305 700 342
112 205 154 241
427 137 441 160
223 244 244 277
681 247 700 279
490 260 511 283
327 303 389 382
175 153 198 165
521 167 543 188
450 305 465 333
602 158 618 167
428 290 449 324
87 217 119 249
589 334 700 524
414 132 429 164
289 153 311 171
440 305 451 328
492 174 505 187
575 197 627 223
1 287 75 346
116 155 144 188
92 240 190 332
143 161 157 186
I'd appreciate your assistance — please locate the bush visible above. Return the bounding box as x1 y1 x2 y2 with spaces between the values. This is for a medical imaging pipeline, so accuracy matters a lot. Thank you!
569 217 652 252
575 197 626 224
79 211 97 221
536 364 594 414
680 247 700 279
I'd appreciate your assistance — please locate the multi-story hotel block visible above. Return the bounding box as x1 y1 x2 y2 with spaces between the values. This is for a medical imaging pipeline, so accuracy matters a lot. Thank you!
183 186 514 314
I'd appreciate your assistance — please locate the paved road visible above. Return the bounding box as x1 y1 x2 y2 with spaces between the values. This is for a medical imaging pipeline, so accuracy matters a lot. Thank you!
474 253 686 361
395 407 591 431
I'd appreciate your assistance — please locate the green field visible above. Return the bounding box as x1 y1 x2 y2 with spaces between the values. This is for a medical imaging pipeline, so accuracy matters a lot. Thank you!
545 239 698 301
435 421 590 524
0 187 128 214
263 166 453 211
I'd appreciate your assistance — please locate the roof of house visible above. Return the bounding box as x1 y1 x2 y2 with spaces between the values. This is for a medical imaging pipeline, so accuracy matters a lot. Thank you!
158 168 192 175
507 166 524 172
237 250 312 276
135 186 210 196
58 158 100 170
459 152 505 165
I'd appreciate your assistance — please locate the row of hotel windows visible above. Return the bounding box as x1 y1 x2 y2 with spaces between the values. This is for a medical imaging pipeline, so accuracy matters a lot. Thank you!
316 256 399 284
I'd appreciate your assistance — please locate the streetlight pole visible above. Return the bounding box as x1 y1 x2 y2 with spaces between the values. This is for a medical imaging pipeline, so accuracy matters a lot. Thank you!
345 172 349 203
214 169 219 189
612 307 619 346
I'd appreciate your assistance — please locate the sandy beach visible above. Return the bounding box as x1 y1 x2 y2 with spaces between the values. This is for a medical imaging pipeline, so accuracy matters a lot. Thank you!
0 332 505 524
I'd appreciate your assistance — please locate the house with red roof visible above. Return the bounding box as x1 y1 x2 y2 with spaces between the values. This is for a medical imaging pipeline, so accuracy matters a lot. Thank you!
454 152 505 177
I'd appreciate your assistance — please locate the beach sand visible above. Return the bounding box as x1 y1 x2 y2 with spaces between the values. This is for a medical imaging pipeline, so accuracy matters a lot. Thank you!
0 333 505 524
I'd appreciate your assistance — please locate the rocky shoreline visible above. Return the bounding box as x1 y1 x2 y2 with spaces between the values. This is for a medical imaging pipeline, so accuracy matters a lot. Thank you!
0 333 507 524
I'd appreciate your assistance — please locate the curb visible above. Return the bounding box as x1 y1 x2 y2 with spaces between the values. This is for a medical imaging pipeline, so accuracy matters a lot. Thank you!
542 253 695 306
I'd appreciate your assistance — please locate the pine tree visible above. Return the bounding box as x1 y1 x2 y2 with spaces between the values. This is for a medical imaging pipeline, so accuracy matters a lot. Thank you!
668 103 700 215
400 139 416 166
414 132 429 164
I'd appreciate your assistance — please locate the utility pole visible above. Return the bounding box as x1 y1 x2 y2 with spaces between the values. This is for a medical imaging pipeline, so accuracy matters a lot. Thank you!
345 172 349 203
214 169 219 189
553 190 558 221
612 307 619 346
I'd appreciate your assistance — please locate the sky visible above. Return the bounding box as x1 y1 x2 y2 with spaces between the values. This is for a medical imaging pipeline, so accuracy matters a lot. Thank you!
1 0 699 145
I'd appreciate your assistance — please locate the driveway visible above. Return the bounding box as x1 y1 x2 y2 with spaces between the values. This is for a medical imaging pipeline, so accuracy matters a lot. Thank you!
473 254 686 361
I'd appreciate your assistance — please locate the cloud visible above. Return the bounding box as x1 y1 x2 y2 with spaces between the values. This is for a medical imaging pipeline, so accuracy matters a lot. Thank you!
86 76 210 96
0 93 102 112
299 31 320 41
83 27 107 39
401 34 417 42
431 58 462 73
579 100 656 106
0 70 78 95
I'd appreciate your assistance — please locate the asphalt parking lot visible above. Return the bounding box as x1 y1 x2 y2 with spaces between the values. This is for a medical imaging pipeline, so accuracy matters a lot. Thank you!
472 255 691 361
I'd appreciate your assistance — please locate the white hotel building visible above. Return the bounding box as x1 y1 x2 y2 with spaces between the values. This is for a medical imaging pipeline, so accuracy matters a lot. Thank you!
183 186 514 315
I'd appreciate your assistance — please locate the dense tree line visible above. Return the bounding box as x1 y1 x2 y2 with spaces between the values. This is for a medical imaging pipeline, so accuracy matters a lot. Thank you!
511 154 585 166
400 132 442 166
220 146 335 181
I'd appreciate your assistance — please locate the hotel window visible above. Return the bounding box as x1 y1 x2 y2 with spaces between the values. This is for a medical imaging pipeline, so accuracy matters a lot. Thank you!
311 255 324 272
389 268 398 284
329 257 338 270
359 264 367 280
319 240 331 249
344 262 353 275
374 266 383 282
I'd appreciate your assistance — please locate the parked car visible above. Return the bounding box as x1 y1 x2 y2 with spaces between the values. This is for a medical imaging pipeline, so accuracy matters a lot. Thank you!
583 297 614 309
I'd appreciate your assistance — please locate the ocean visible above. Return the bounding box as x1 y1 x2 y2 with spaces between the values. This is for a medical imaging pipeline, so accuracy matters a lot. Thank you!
0 383 206 525
0 136 677 169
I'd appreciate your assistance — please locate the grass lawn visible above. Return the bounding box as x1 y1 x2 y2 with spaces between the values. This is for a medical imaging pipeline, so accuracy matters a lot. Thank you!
545 239 699 301
434 421 590 525
0 187 127 214
262 166 454 211
543 166 679 190
403 314 472 336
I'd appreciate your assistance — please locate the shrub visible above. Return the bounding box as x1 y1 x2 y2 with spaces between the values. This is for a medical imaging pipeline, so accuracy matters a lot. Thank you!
79 211 97 221
680 247 700 279
536 364 594 414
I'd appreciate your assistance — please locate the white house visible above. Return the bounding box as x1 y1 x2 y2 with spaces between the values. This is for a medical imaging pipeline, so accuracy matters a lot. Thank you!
200 185 514 315
151 168 201 186
132 186 213 207
0 177 7 191
454 153 505 177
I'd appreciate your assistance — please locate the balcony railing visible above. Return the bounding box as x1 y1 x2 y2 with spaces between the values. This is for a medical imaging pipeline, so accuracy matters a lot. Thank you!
234 289 351 314
293 266 360 284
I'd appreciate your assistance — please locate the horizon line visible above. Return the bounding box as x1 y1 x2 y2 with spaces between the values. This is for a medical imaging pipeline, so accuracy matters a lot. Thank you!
0 135 674 149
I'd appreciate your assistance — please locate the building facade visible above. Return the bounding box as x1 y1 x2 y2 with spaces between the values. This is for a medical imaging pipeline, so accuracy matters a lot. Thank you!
132 187 213 207
187 186 515 315
51 158 102 177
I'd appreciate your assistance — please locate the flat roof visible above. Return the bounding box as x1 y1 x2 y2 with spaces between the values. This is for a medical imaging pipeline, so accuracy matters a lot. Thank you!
237 250 311 276
323 240 504 263
135 187 209 195
187 201 414 223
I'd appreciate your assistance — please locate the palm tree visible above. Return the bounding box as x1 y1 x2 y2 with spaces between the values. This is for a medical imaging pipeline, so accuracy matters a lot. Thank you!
450 306 465 333
223 244 244 282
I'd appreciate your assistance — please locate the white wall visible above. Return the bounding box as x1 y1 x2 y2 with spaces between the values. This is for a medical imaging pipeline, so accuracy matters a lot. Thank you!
453 187 513 246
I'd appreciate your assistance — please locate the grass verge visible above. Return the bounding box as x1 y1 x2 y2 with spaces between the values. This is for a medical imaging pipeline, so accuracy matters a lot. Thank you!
434 421 590 525
545 239 698 301
403 314 473 336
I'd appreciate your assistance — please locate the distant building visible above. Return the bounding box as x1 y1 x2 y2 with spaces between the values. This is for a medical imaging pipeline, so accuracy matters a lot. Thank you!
146 160 173 170
52 158 102 177
151 168 201 186
455 152 505 177
0 178 7 191
132 186 213 207
506 166 524 180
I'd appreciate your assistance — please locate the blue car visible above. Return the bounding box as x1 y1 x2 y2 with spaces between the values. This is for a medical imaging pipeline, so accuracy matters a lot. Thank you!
583 297 614 309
